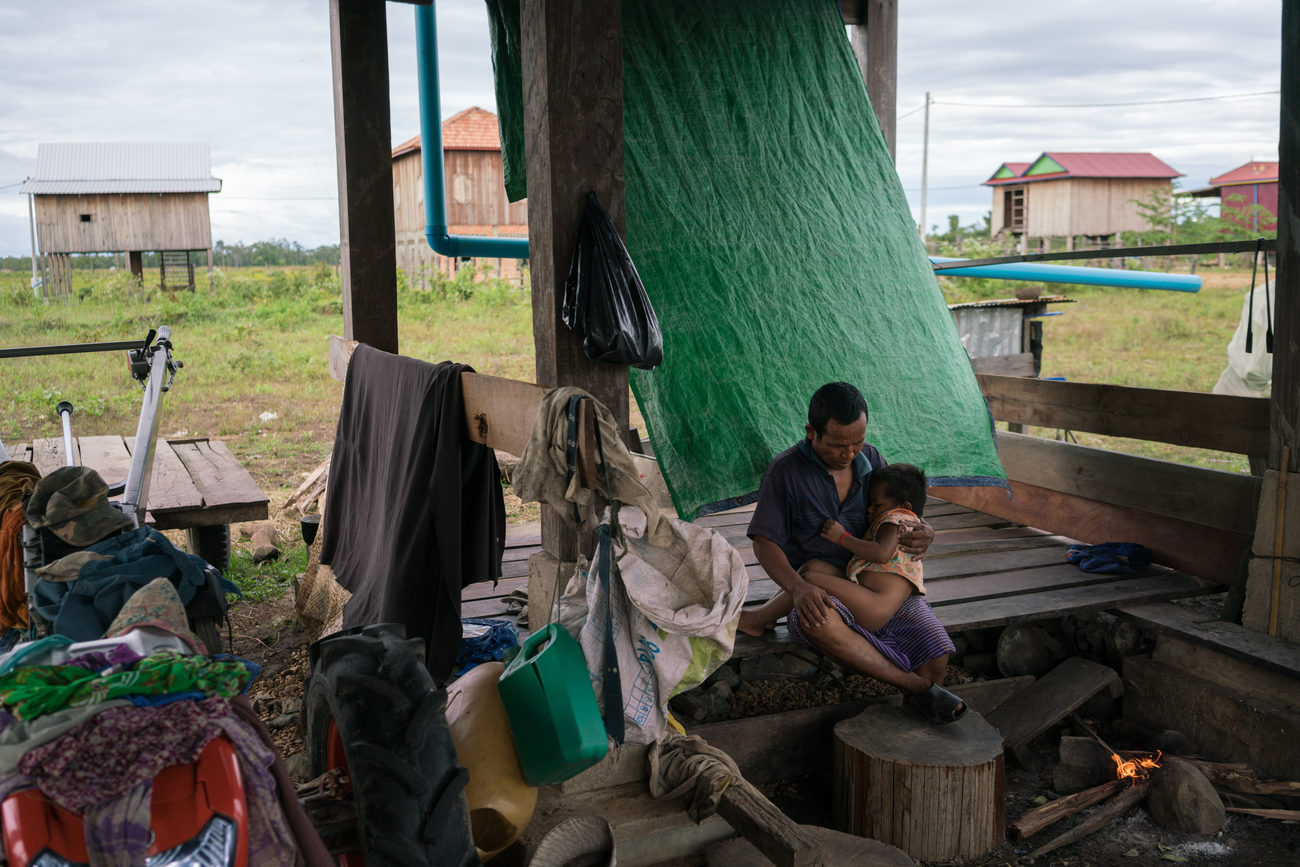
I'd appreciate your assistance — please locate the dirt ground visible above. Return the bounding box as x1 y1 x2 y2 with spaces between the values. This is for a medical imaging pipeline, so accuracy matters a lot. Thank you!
223 507 1298 867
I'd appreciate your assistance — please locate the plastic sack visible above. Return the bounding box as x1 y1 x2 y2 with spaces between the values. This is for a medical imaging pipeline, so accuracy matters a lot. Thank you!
1213 279 1274 398
562 192 664 369
1066 542 1152 575
557 513 748 744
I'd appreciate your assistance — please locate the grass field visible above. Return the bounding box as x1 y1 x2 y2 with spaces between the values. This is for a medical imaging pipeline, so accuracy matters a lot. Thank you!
1 261 1262 506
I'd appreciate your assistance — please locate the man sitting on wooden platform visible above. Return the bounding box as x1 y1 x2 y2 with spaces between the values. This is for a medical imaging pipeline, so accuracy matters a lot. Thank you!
740 382 967 723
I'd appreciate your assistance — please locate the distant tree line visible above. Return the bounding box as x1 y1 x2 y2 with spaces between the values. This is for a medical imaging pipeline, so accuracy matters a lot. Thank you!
0 239 341 271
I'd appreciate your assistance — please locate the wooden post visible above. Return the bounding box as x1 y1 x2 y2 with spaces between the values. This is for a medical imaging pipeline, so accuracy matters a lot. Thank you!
847 1 898 162
521 0 628 569
329 0 398 354
1242 0 1300 638
1271 0 1298 475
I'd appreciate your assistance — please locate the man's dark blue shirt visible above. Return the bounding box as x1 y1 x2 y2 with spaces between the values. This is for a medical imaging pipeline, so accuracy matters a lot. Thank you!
747 439 887 571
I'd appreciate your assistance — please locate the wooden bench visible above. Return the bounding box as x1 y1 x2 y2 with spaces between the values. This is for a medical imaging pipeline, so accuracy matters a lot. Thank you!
13 435 268 564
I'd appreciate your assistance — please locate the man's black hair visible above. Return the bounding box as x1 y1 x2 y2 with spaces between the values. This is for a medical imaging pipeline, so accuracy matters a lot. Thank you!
808 382 869 435
871 463 928 518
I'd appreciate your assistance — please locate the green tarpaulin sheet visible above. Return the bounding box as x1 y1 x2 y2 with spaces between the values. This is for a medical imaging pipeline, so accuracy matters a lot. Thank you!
488 0 1006 519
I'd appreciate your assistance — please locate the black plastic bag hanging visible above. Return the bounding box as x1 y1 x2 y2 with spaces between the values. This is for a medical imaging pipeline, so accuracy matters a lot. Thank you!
562 192 664 370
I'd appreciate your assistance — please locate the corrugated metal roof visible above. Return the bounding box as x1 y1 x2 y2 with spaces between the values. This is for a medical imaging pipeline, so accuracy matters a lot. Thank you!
1208 160 1278 187
984 152 1181 186
19 142 221 194
392 107 502 159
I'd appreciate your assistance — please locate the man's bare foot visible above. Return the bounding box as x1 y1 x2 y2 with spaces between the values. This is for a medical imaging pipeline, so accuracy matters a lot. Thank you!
737 609 775 637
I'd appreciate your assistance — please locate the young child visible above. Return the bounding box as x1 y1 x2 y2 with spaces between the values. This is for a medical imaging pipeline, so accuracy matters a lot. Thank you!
809 463 928 630
738 463 929 636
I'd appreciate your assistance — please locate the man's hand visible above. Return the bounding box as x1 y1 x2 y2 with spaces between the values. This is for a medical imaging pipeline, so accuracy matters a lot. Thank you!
820 518 847 545
792 581 831 628
897 518 935 559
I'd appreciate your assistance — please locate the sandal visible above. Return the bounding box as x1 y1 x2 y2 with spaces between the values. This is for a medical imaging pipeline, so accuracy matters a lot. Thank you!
906 682 968 724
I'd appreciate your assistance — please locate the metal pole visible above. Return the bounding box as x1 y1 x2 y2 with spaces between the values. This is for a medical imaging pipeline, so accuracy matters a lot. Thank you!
27 193 39 298
57 401 75 467
919 91 931 240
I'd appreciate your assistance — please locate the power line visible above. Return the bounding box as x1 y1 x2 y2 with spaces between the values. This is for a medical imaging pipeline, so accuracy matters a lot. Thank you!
935 89 1278 109
218 195 338 200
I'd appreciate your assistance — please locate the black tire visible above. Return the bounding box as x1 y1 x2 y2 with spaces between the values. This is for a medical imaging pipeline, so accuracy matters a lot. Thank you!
304 624 478 867
187 523 232 574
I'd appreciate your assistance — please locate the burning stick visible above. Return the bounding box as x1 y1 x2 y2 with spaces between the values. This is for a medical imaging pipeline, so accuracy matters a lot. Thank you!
1031 778 1152 859
1070 714 1161 782
1010 779 1126 839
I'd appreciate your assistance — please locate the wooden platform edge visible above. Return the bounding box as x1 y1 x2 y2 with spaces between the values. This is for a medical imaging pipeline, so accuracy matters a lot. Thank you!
1115 602 1300 680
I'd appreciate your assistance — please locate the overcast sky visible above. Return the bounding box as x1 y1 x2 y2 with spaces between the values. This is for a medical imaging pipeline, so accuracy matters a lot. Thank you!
0 0 1282 256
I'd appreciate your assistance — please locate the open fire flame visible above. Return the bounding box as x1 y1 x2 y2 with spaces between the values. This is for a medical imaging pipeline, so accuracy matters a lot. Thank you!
1111 750 1161 783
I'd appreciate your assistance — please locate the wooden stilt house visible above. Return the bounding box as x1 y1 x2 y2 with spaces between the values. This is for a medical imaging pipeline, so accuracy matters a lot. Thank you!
20 142 222 297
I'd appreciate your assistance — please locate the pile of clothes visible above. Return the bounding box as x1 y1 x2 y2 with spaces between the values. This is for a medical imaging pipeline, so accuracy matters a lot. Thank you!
0 463 331 865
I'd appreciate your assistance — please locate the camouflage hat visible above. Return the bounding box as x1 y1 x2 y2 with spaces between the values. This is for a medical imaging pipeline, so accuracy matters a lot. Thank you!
25 466 135 547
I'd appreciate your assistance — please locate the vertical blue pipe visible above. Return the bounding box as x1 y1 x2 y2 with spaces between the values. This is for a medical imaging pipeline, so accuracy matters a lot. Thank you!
416 4 529 259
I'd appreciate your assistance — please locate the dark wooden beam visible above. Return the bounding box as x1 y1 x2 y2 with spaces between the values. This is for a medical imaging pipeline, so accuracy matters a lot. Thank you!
977 374 1271 456
521 0 628 559
989 431 1261 536
847 1 898 161
330 0 398 353
1272 0 1298 471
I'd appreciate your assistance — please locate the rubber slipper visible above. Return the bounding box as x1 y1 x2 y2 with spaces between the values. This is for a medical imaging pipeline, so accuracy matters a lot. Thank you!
906 682 968 724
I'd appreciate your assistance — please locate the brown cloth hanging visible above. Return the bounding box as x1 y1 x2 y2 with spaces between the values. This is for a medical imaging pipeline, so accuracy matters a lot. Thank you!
319 346 505 685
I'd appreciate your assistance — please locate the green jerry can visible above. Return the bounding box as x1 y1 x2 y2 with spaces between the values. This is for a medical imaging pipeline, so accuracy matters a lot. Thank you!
497 622 610 786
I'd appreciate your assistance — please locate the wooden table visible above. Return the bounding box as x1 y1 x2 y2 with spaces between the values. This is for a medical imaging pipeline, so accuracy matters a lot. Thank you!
14 435 268 530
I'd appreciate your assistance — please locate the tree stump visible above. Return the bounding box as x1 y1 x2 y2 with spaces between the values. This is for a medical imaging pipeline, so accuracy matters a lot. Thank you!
833 703 1005 863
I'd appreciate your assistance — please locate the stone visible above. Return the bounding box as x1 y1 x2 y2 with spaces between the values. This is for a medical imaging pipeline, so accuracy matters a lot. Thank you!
1146 758 1225 834
785 644 820 665
950 633 970 656
997 623 1067 677
250 521 280 562
779 652 820 679
1110 619 1145 657
963 652 999 678
707 681 732 701
669 687 730 723
739 654 787 682
1153 729 1193 756
284 752 312 782
705 662 740 691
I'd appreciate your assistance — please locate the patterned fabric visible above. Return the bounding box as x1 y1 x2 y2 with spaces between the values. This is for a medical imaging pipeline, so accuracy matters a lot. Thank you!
105 576 207 655
0 651 251 720
84 779 153 866
847 507 926 594
8 699 301 865
787 593 955 672
65 643 146 672
18 698 229 812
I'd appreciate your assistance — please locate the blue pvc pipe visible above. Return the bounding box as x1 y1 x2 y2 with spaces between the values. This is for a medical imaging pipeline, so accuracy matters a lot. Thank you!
416 4 529 259
930 257 1201 292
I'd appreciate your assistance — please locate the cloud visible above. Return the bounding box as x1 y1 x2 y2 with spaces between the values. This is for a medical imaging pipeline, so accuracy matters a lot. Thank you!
0 0 1283 253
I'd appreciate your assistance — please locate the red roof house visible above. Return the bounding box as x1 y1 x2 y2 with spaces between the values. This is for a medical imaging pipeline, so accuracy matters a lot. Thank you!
983 152 1183 243
1183 161 1278 232
390 107 528 285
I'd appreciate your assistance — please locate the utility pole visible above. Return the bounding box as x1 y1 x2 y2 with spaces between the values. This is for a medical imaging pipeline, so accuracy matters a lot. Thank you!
26 191 41 299
919 91 931 240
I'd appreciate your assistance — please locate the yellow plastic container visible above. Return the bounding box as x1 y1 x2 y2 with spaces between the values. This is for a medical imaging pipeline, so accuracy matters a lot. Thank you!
497 623 609 786
445 662 538 862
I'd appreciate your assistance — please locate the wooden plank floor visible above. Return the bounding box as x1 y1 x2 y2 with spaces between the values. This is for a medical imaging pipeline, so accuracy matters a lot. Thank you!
463 498 1222 655
13 436 269 530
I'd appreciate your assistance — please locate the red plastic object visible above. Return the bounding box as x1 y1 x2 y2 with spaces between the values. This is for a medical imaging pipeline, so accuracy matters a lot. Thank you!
2 736 248 866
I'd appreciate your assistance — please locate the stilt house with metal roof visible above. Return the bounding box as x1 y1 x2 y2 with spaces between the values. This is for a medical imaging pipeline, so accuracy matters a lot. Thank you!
984 151 1182 250
19 142 222 297
392 107 528 286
